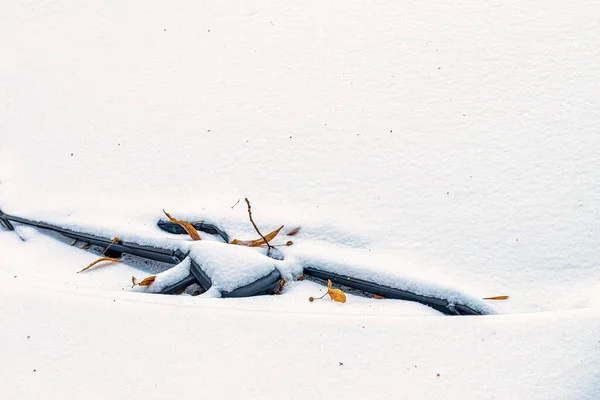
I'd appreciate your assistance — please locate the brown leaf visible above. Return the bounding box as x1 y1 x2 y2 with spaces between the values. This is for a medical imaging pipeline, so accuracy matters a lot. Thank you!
373 294 386 299
131 276 137 287
277 278 286 293
329 289 347 303
483 295 509 300
81 243 91 250
230 225 284 247
297 275 305 281
78 257 122 273
286 227 301 236
138 276 156 286
163 210 201 241
327 279 347 303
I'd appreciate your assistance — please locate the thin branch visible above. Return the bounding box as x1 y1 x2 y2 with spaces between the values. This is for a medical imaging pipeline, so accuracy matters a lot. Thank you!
102 237 120 255
231 199 240 209
244 197 273 250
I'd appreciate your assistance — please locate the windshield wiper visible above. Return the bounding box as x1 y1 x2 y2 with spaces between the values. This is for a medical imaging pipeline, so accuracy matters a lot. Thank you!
1 207 490 315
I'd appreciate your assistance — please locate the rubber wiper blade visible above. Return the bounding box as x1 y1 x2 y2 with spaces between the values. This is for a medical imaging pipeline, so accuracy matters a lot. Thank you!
1 210 180 264
0 208 14 231
222 269 281 298
303 267 485 316
1 209 281 298
157 220 230 243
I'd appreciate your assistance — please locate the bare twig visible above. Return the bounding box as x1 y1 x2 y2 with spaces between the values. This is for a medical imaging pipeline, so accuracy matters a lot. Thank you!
102 237 120 255
231 199 240 209
244 197 273 250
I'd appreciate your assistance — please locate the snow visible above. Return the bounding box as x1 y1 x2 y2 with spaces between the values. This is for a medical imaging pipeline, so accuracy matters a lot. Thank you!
2 0 600 398
190 241 277 293
136 256 192 293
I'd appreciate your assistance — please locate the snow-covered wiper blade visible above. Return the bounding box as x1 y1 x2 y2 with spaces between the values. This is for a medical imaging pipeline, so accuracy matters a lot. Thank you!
0 208 281 297
1 207 494 316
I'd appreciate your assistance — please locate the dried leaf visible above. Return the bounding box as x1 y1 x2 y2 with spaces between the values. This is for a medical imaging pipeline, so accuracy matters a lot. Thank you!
81 243 91 250
286 227 301 236
163 210 201 240
131 276 137 287
230 225 284 247
373 294 386 299
138 276 156 286
175 287 186 295
277 278 286 293
329 289 347 303
78 257 122 273
297 275 305 281
483 295 509 300
327 279 347 303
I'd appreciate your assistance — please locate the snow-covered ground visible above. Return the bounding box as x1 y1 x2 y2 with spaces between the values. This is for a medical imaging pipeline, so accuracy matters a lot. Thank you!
1 1 599 398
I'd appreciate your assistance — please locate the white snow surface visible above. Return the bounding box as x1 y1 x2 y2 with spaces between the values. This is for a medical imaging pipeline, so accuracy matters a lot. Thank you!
1 1 600 398
190 241 277 293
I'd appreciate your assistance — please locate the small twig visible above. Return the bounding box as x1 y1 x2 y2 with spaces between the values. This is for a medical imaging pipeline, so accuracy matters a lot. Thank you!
102 237 120 255
231 199 240 209
244 198 273 250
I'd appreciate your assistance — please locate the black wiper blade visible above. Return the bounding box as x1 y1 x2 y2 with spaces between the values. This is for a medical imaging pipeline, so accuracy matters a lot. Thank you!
0 207 281 297
1 209 179 264
157 220 230 243
1 207 491 315
303 267 484 316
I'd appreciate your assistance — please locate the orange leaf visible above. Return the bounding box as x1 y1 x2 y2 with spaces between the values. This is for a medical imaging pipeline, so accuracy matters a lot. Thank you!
327 280 346 303
230 225 284 247
78 257 122 273
373 294 386 299
277 278 286 293
286 227 301 236
163 210 201 241
483 295 509 300
329 289 347 303
131 276 137 287
138 276 156 286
